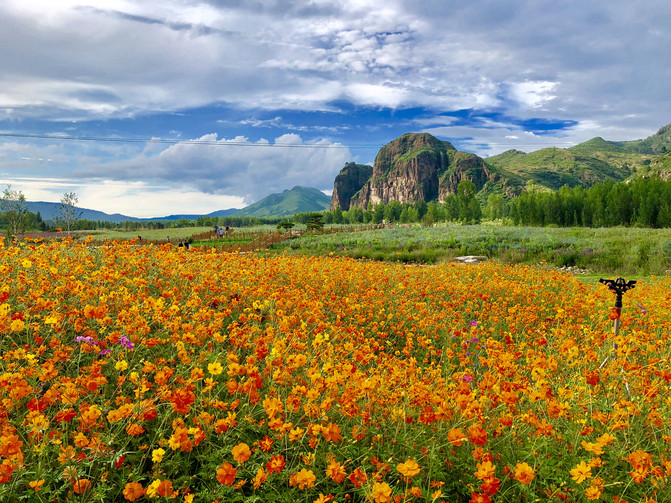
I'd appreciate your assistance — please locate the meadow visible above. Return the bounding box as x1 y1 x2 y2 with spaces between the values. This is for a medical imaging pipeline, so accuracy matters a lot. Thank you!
271 224 671 276
1 237 669 502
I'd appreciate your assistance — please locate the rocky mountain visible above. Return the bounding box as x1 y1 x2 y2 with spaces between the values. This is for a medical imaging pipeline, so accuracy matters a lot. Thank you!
331 133 518 210
329 162 373 211
331 124 671 210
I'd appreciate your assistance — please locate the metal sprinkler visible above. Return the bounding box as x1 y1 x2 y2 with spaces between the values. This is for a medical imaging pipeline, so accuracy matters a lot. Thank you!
598 277 636 395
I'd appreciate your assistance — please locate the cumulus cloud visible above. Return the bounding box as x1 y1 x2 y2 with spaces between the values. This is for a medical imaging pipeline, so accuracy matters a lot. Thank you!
73 134 351 204
1 0 669 132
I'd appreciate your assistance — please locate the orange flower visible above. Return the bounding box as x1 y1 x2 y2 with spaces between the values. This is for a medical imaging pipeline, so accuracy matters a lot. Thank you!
170 387 196 414
348 467 368 488
266 455 286 474
259 435 273 452
322 423 342 443
585 485 602 500
217 462 237 486
474 460 496 480
326 460 347 483
396 459 420 478
123 482 145 501
252 467 268 489
290 468 316 490
447 427 466 446
126 423 145 436
73 432 89 448
73 478 92 495
468 424 488 446
371 481 393 503
469 492 492 503
231 442 251 463
513 462 535 485
29 479 45 491
147 479 176 498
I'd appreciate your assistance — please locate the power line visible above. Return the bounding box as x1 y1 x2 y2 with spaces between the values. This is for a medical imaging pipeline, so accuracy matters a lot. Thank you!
0 132 356 148
0 131 580 149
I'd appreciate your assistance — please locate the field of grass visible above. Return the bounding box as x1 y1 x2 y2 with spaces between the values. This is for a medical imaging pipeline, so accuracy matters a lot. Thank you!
1 239 669 502
270 224 671 277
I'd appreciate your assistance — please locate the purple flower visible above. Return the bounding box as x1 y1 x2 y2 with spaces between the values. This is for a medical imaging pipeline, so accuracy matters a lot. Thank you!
469 320 478 327
76 336 98 346
461 375 473 383
98 349 112 356
119 335 134 350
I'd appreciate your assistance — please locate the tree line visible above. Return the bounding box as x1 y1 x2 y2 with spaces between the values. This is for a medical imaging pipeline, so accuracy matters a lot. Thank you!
4 176 671 237
294 177 671 229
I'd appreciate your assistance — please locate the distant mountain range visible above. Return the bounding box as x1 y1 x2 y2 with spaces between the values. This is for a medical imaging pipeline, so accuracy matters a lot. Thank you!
25 185 330 223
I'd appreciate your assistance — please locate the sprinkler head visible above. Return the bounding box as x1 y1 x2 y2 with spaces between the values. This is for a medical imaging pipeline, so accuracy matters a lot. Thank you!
599 277 637 296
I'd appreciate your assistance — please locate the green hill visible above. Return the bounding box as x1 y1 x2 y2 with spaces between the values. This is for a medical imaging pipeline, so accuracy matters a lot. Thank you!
232 186 330 218
485 123 671 192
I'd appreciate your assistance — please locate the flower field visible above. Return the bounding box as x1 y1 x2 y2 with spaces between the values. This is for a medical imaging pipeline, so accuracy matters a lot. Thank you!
1 238 670 502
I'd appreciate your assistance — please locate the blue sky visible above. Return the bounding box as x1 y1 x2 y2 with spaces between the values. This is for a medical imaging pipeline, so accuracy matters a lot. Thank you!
1 0 670 217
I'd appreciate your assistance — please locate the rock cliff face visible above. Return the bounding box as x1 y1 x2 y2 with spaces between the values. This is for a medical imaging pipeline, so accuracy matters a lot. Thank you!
329 162 373 211
332 132 505 210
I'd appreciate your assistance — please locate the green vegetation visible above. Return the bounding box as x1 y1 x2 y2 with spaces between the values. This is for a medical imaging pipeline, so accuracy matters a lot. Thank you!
318 176 671 229
231 186 330 217
269 224 671 276
484 123 671 193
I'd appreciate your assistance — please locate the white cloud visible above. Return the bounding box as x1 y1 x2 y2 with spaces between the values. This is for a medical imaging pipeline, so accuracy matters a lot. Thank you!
509 81 558 108
0 176 244 218
72 133 351 204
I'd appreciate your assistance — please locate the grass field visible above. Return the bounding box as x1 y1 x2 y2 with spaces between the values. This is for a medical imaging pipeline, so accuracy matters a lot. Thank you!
270 224 671 277
1 239 669 502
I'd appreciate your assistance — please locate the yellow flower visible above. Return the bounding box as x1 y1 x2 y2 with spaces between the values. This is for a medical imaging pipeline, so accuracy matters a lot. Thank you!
152 448 165 463
115 360 129 372
10 319 25 332
570 461 592 484
208 362 223 375
21 259 32 269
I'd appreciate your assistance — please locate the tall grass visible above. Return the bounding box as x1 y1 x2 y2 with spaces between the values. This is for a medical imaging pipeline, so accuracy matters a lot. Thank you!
269 224 671 276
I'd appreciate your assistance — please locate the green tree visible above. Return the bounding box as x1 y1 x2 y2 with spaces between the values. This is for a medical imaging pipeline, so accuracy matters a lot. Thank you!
457 180 480 223
306 213 325 231
277 221 295 232
413 200 428 220
485 194 505 220
58 192 83 237
333 207 344 224
1 185 28 239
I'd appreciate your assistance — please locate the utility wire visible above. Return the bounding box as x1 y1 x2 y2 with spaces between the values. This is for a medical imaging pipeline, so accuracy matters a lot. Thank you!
0 132 355 148
0 131 579 149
